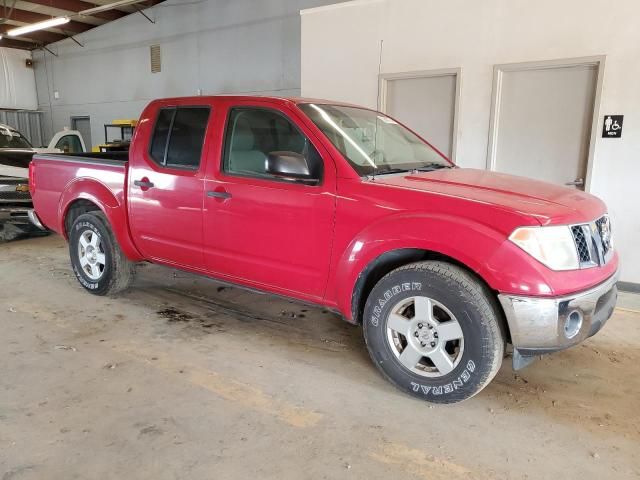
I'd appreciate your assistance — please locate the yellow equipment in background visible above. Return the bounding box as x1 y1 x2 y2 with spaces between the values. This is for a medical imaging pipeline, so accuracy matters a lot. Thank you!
92 119 138 153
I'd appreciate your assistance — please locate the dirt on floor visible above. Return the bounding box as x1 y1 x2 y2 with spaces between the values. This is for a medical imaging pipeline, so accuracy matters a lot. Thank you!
1 235 639 480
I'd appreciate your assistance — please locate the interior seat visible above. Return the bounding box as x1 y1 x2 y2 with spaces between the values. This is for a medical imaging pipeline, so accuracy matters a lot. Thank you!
228 117 267 174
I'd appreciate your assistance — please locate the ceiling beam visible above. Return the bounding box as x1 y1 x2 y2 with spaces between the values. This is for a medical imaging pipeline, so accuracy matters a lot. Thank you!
1 8 94 34
0 1 165 48
20 0 127 21
0 37 39 50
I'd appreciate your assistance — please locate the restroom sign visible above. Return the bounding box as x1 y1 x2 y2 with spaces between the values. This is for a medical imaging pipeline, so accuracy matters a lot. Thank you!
602 115 623 138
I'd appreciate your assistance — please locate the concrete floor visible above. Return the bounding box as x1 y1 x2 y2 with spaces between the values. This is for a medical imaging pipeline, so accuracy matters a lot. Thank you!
1 235 639 480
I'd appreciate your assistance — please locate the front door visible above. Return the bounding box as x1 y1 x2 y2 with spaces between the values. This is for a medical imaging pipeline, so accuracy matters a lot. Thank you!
128 104 211 269
384 72 457 158
203 103 336 301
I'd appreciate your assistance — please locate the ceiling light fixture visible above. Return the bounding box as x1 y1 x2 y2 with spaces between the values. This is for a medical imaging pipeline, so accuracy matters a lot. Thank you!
79 0 149 16
7 17 70 37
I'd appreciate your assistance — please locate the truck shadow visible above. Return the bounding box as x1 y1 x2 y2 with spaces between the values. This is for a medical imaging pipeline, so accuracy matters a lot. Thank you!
0 226 50 243
124 262 639 441
123 263 376 373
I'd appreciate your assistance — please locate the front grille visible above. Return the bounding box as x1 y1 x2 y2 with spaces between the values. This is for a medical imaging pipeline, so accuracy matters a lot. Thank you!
0 191 30 201
570 215 612 268
571 226 591 263
595 216 611 256
0 177 25 185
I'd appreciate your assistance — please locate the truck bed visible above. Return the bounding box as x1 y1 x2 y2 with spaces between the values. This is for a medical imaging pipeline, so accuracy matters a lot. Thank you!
30 152 129 235
35 151 129 164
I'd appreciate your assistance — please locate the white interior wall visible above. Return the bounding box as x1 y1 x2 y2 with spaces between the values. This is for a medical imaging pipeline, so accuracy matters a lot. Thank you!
301 0 640 285
0 48 37 110
33 0 344 150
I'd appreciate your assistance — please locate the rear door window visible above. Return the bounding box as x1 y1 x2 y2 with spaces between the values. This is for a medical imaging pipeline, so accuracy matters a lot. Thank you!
149 106 210 169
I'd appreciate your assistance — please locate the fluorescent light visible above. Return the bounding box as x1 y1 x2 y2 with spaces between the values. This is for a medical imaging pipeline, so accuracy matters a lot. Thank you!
79 0 148 16
8 17 70 37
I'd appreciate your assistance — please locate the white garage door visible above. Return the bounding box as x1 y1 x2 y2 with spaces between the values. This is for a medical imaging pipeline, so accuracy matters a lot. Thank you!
383 73 457 158
491 63 598 189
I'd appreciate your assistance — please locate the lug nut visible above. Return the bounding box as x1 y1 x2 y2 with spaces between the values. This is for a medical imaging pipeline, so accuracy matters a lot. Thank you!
431 342 436 347
433 332 438 338
428 324 433 329
414 331 419 337
420 342 426 347
418 323 423 329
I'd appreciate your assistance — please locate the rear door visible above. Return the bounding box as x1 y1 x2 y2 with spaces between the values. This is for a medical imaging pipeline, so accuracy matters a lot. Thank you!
128 100 211 269
202 100 336 300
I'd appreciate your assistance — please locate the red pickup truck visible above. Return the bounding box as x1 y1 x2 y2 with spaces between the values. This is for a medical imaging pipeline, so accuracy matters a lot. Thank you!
29 96 619 403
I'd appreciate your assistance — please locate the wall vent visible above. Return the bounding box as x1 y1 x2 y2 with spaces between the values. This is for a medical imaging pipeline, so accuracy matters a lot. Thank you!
150 45 161 73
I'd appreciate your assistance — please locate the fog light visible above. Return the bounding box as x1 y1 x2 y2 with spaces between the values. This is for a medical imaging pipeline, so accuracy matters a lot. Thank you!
564 310 583 339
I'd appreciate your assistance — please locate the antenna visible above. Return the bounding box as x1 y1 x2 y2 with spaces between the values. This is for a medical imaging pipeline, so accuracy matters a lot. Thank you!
372 39 384 181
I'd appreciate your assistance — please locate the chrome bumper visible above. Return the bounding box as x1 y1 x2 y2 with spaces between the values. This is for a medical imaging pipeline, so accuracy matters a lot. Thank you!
498 271 619 368
0 206 31 224
27 209 46 230
0 207 46 231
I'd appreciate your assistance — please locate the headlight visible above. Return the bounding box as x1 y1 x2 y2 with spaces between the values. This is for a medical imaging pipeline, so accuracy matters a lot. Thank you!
509 226 579 271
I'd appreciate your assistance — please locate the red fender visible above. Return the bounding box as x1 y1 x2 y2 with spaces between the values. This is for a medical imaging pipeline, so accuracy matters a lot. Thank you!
328 212 617 321
58 177 144 262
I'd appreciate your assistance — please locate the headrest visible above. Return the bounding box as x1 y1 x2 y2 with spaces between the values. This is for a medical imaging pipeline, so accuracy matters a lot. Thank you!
232 117 255 151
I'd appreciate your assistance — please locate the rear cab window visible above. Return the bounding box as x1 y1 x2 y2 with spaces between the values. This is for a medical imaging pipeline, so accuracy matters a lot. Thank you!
149 106 211 169
55 134 83 153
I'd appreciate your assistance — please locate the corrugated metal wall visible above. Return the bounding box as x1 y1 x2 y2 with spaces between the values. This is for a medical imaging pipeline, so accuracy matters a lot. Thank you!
0 110 45 147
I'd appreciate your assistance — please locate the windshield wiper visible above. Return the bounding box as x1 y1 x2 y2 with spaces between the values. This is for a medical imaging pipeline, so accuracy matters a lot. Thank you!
414 162 453 172
372 167 412 175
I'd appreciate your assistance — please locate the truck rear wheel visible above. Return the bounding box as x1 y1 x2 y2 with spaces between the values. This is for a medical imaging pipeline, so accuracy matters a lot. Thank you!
363 261 504 404
69 212 135 296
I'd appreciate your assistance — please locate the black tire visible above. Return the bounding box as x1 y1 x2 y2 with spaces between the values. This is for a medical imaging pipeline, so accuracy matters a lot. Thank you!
363 261 505 404
68 212 135 296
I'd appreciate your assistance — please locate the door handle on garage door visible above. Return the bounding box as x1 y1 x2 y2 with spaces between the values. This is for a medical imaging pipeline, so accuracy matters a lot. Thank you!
207 190 232 200
565 178 584 187
134 179 154 190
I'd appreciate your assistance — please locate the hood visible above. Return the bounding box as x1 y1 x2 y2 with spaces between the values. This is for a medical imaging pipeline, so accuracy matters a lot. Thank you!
0 149 34 179
373 168 606 225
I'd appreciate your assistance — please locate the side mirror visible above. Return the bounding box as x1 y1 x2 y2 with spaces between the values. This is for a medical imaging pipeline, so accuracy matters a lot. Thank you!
266 151 318 184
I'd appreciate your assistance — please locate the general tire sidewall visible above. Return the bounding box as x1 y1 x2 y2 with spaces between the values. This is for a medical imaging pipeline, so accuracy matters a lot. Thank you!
69 216 114 295
363 268 497 403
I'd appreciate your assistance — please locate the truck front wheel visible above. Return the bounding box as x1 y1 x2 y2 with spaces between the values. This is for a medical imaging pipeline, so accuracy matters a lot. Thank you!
363 261 505 404
69 212 135 296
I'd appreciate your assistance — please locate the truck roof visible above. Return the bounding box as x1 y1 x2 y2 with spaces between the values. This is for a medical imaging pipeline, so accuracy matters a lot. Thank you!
149 95 365 109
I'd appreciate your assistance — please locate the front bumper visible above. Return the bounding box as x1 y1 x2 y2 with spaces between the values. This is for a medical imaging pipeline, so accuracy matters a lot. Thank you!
0 205 32 225
498 270 619 369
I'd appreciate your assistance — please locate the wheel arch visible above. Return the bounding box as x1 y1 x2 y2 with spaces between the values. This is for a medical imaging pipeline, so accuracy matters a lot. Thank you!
59 179 143 262
349 248 509 340
329 213 518 330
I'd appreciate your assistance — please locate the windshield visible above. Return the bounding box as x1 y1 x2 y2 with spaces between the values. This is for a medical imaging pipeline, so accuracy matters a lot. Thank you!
298 103 451 176
0 126 33 149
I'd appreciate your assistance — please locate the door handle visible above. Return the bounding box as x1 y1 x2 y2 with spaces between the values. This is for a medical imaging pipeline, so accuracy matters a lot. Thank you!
207 190 232 200
134 179 154 189
565 178 584 187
